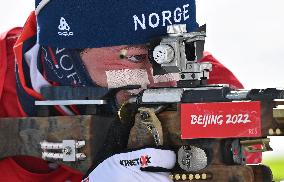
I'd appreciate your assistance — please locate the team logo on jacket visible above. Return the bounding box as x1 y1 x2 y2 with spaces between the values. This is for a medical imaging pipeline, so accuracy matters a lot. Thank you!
120 155 151 167
58 17 74 37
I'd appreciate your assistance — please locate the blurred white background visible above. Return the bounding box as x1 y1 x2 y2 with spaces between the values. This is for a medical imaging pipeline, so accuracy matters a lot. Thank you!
0 1 34 31
1 0 283 158
196 0 284 89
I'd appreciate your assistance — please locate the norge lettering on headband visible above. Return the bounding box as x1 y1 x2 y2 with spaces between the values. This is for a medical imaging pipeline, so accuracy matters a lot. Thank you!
133 4 190 31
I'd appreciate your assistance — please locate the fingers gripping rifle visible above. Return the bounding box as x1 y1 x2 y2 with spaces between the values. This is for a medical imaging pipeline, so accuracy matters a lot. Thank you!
126 24 284 182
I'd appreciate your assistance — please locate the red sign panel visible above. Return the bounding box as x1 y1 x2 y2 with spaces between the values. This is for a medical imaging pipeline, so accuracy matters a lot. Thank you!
181 102 262 139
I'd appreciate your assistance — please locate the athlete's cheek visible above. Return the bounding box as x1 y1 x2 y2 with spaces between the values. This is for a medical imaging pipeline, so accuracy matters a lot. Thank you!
105 69 150 88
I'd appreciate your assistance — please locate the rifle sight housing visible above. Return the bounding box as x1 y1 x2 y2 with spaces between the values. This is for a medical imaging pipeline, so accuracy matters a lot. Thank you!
149 24 212 87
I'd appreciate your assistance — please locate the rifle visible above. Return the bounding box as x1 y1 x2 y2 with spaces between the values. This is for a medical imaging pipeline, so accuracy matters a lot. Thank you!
126 24 284 182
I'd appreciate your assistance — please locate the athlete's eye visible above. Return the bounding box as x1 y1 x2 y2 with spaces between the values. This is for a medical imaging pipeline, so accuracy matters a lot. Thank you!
125 54 147 63
119 48 147 63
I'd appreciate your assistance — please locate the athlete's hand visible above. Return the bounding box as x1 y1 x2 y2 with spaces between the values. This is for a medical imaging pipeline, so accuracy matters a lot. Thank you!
82 148 175 182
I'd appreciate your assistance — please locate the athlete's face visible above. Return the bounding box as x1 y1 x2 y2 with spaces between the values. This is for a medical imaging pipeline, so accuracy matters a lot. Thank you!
80 45 177 89
80 44 178 104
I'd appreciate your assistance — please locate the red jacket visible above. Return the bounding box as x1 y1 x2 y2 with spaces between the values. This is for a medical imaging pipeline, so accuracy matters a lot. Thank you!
0 27 26 117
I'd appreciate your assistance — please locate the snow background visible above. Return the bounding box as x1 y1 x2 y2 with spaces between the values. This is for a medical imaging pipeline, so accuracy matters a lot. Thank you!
1 0 283 158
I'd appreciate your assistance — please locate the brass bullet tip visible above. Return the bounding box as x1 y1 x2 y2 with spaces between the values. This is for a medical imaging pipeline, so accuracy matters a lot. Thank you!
276 128 282 135
268 128 274 135
188 174 194 180
195 174 201 179
201 173 207 179
175 174 181 180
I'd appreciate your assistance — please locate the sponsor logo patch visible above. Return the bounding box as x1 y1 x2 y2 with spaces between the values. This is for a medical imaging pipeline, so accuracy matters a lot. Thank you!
58 17 74 36
120 155 151 167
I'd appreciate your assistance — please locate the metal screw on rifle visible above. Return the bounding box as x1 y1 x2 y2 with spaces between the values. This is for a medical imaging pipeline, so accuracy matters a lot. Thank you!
63 146 72 155
140 112 150 120
182 151 192 166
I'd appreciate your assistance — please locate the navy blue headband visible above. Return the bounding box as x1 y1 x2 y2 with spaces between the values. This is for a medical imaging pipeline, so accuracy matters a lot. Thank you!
36 0 198 48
